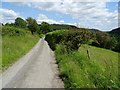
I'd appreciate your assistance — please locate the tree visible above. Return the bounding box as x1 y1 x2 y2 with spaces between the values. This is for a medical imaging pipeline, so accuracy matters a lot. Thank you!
114 36 120 52
40 22 51 34
95 32 111 48
26 17 38 34
5 23 14 26
15 17 27 28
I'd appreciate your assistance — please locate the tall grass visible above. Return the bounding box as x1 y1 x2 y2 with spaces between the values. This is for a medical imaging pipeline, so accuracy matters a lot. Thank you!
55 44 119 88
2 26 40 71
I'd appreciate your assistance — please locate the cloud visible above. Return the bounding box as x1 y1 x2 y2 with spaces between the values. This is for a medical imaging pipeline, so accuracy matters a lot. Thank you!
2 0 119 31
2 0 119 2
26 1 118 30
37 14 65 24
0 8 20 24
59 20 64 23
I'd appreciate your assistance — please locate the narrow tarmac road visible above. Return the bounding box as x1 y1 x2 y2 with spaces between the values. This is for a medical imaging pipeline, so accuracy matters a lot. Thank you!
2 38 64 88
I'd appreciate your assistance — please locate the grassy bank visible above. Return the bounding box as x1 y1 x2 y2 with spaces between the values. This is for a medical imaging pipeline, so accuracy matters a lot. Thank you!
2 26 40 71
55 44 119 88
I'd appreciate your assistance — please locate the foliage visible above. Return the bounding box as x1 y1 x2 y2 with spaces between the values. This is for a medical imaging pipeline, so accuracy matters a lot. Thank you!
2 26 39 71
5 23 15 26
114 36 120 52
45 30 68 50
50 24 79 30
45 29 93 51
15 17 27 28
89 30 120 52
26 17 39 34
55 44 119 88
108 27 120 52
2 26 26 36
40 22 51 34
92 31 111 48
109 27 120 36
62 30 93 51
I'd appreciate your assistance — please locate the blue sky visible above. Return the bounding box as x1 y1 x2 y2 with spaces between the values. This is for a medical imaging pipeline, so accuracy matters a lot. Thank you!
2 2 78 23
1 1 119 31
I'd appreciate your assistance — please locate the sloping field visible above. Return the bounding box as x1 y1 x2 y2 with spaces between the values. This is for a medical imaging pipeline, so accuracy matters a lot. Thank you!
55 44 119 88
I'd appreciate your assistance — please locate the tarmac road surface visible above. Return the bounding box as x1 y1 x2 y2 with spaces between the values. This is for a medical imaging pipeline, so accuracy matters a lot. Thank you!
1 38 64 88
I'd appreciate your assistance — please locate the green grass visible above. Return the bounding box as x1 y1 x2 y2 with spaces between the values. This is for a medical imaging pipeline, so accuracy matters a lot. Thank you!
2 26 40 71
55 44 119 88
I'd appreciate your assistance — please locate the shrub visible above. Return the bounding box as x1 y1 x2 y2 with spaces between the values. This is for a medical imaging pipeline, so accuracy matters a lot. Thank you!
45 30 68 50
2 26 26 36
45 29 93 52
40 22 51 34
15 17 27 28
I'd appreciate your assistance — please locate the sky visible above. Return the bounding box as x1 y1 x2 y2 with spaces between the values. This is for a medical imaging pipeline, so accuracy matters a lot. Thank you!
0 0 119 31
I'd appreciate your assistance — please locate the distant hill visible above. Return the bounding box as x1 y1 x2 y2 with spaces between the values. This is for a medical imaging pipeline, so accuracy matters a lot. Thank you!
50 24 79 30
50 24 102 33
109 27 120 36
89 29 101 33
40 23 120 36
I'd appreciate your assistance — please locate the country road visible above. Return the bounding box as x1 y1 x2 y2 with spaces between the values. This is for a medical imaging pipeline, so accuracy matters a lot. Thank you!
1 38 64 88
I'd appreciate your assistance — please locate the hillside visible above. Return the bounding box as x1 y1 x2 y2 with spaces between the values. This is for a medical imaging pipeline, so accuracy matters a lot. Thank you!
109 27 120 36
55 44 119 88
45 29 120 88
50 24 79 30
89 28 101 33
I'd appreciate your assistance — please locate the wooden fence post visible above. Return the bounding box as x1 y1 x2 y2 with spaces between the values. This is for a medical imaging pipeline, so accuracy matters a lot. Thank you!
87 49 90 60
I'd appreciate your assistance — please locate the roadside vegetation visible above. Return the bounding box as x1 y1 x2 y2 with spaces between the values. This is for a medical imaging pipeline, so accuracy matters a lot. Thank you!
45 29 120 88
1 17 49 71
2 26 39 71
55 44 119 88
1 16 120 88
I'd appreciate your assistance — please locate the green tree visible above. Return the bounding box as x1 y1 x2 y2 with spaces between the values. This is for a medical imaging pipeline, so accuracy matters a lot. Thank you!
115 36 120 52
95 32 111 48
40 22 51 34
15 17 27 28
108 36 118 50
26 17 38 34
5 23 14 26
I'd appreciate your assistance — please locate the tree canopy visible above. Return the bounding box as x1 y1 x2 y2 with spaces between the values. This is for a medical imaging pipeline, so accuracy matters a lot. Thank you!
40 22 51 34
15 17 27 28
26 17 39 34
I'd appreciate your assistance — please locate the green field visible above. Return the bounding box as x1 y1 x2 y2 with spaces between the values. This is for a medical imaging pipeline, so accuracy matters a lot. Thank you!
2 26 40 71
55 44 119 88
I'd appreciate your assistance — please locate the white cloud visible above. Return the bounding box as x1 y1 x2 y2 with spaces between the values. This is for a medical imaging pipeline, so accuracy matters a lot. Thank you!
0 8 20 24
37 14 65 24
59 20 64 23
1 0 119 31
29 1 118 31
2 0 119 2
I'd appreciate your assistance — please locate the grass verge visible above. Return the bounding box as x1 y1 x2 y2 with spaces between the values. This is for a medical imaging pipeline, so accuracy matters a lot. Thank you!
55 44 119 88
2 26 40 71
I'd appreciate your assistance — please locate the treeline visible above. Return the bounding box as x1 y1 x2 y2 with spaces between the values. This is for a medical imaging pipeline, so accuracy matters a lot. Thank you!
45 29 92 51
45 28 120 53
2 17 80 35
90 30 120 52
2 17 52 35
1 17 120 52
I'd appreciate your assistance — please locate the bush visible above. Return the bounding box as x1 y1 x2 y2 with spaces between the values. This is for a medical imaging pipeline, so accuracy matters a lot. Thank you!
45 29 93 52
45 30 68 50
26 17 39 34
15 17 27 28
40 22 51 34
2 26 26 36
62 30 92 51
